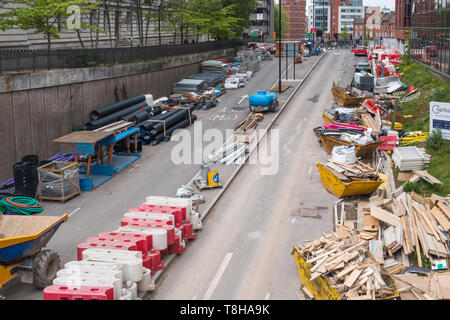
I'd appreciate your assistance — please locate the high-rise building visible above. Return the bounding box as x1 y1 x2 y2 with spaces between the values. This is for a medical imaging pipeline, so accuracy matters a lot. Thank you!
307 0 364 40
283 0 307 40
244 0 275 42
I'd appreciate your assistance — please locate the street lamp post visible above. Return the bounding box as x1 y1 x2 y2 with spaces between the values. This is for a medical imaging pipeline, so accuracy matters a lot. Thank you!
279 0 282 93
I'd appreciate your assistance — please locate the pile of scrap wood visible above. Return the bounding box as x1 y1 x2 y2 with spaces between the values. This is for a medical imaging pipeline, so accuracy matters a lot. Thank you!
324 160 381 182
234 113 263 134
297 233 398 300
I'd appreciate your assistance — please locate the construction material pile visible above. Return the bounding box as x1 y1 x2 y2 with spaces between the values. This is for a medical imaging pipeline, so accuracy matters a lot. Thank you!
322 160 381 183
201 60 226 74
314 125 376 146
43 196 202 300
172 79 207 95
234 113 263 134
392 147 431 171
297 235 397 300
188 72 225 87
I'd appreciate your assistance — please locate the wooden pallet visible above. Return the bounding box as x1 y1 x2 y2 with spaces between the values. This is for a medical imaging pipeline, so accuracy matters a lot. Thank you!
39 191 81 204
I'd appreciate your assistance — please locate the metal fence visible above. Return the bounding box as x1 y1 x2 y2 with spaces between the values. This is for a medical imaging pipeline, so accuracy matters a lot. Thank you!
0 40 246 73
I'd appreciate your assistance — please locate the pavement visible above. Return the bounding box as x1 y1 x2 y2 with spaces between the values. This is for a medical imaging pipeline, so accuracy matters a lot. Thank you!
2 49 367 300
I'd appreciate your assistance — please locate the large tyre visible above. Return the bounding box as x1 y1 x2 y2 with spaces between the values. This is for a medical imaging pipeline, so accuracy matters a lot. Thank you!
32 250 60 289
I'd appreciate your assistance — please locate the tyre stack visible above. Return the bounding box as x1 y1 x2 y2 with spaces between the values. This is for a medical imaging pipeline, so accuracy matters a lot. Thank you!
13 155 40 198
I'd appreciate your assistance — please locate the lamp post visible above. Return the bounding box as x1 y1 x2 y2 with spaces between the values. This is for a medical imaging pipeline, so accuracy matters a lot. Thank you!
279 0 282 93
130 0 134 47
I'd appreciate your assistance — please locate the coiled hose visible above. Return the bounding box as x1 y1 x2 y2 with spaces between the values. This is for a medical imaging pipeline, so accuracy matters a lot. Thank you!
0 196 44 215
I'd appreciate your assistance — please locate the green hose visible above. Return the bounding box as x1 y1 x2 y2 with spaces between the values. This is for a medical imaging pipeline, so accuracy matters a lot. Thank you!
0 197 44 215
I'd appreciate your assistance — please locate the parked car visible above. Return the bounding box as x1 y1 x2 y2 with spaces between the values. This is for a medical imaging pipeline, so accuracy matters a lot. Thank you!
355 62 371 73
354 46 368 56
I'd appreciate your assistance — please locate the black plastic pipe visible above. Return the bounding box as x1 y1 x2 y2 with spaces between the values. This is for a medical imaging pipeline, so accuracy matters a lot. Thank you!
150 109 188 136
90 95 146 120
132 111 150 123
152 114 198 145
86 101 148 129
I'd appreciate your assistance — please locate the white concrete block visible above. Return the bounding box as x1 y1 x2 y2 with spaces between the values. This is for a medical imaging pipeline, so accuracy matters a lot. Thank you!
81 248 144 282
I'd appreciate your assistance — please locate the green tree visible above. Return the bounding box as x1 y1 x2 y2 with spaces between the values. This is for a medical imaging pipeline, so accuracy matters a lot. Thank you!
274 4 288 39
0 0 100 50
341 25 349 40
186 0 243 41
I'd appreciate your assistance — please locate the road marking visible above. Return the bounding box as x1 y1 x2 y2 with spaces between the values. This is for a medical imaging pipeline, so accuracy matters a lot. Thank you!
203 252 233 300
308 166 313 176
238 95 249 104
264 292 271 300
68 208 81 218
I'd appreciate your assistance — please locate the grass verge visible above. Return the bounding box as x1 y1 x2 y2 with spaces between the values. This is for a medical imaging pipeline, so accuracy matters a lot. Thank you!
393 55 450 196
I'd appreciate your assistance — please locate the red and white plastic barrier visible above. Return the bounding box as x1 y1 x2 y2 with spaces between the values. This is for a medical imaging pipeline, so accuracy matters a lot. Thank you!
43 285 115 300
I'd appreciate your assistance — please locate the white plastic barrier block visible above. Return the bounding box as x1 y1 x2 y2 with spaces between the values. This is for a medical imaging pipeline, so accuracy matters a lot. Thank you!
124 281 138 300
81 248 144 283
119 289 132 300
124 211 175 225
57 267 124 284
144 196 193 215
53 275 122 300
137 268 155 292
117 226 168 251
174 228 185 247
190 211 203 230
144 196 203 230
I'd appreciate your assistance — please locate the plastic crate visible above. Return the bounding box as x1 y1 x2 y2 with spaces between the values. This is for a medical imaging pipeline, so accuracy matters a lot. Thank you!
378 136 398 151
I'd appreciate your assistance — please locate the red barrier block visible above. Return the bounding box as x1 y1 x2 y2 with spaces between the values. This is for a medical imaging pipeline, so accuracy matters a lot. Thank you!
121 218 175 245
86 236 147 256
122 216 173 226
148 249 164 275
168 235 184 255
76 241 138 261
181 222 196 241
44 285 114 300
138 204 186 223
98 232 152 251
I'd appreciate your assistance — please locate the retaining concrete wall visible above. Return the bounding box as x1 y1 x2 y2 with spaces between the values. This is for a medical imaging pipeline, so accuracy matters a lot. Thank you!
0 48 236 183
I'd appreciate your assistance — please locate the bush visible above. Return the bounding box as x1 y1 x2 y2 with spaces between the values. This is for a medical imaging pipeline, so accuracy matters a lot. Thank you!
403 182 420 194
427 128 443 151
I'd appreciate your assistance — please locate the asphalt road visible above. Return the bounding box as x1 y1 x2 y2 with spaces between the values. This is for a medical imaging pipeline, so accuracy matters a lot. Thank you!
2 50 367 300
149 50 367 300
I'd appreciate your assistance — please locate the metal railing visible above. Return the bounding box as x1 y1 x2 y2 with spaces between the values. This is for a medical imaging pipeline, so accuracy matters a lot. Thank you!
0 40 247 73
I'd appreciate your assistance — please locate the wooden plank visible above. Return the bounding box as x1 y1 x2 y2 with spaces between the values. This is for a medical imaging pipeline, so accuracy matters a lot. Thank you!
409 198 423 267
12 91 34 160
336 263 358 279
370 206 401 227
397 172 413 182
28 89 49 160
431 206 450 233
414 170 443 185
411 192 428 206
437 202 450 219
302 286 315 300
344 269 363 288
401 215 413 254
369 240 384 264
0 92 17 182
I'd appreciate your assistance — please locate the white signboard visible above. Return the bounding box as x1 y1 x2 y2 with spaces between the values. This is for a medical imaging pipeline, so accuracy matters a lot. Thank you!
256 13 264 20
430 101 450 140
